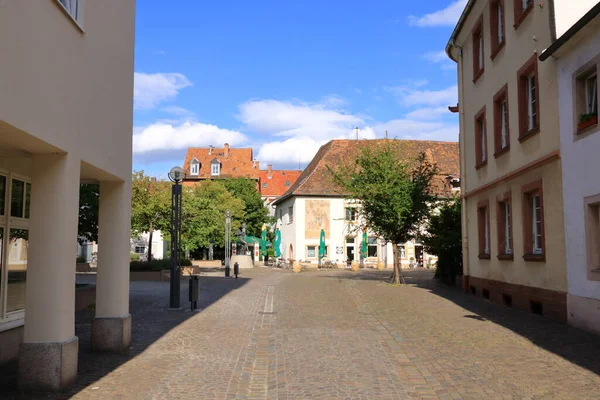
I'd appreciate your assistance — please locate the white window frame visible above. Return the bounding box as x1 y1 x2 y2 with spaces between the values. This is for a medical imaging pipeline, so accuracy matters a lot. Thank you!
532 194 542 254
527 73 537 130
190 159 199 176
55 0 84 31
478 32 484 70
501 101 508 148
211 163 220 176
504 202 512 254
367 237 378 258
0 171 31 325
307 246 317 259
585 73 598 115
522 0 531 10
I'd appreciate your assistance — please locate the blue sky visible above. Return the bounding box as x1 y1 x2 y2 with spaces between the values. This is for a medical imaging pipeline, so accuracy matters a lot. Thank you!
132 0 467 178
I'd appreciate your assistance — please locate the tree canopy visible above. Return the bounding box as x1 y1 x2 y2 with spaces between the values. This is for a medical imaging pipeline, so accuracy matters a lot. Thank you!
223 178 273 237
78 184 99 244
330 140 439 284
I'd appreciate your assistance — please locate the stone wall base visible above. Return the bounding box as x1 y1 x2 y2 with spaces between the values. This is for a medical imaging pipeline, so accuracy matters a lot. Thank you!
467 276 567 323
568 294 600 335
92 314 131 353
18 336 78 391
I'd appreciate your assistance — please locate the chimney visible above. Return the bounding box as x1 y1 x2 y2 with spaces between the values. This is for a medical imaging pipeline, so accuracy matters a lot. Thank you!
267 164 273 178
209 145 213 155
224 143 230 158
254 160 260 169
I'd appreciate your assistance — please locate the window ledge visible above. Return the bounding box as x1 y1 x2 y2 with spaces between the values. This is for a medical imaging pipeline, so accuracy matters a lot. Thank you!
523 253 545 262
494 146 510 158
475 160 488 170
53 0 85 33
490 41 505 61
518 127 540 143
514 4 533 30
575 124 599 138
497 253 514 260
478 253 491 260
473 68 485 84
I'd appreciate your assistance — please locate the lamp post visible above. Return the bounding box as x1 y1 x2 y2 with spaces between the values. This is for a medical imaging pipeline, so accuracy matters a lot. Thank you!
225 210 231 277
168 166 186 309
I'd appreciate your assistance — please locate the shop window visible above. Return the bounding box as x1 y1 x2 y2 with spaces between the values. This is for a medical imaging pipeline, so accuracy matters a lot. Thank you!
7 229 28 313
367 237 378 257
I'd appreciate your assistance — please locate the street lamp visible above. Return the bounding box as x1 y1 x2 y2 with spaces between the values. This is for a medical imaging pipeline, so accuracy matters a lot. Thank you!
168 166 186 309
224 210 231 277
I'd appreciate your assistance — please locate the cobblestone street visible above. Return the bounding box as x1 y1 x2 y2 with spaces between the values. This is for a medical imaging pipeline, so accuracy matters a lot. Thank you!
2 268 600 399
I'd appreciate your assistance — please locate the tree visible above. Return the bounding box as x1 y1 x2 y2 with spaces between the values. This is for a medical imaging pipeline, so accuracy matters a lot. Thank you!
223 178 273 237
78 184 99 244
330 141 439 284
179 181 245 255
422 199 462 285
131 171 171 261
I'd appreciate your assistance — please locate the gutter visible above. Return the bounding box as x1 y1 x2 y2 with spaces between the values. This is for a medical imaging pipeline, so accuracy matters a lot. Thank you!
539 1 600 61
445 0 477 61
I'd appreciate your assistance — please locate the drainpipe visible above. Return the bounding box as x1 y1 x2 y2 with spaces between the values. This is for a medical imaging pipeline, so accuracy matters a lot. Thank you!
451 39 470 292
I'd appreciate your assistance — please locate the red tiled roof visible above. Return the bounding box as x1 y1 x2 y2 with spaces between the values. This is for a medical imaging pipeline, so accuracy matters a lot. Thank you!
273 139 460 205
182 144 260 181
259 169 303 197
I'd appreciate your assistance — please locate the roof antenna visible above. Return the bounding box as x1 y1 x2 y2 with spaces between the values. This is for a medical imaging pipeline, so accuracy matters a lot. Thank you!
385 130 388 139
355 127 359 140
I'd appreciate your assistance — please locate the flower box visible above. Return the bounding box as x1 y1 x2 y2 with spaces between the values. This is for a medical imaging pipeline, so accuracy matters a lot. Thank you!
578 114 598 132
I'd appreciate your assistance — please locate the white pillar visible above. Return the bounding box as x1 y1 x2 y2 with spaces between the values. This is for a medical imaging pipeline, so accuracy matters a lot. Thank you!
19 153 80 390
92 180 132 352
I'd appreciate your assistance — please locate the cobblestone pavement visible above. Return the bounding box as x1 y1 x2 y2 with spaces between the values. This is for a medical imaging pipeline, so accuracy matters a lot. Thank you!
2 268 600 399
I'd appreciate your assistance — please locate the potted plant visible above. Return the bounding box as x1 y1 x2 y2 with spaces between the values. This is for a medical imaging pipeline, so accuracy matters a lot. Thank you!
578 112 598 132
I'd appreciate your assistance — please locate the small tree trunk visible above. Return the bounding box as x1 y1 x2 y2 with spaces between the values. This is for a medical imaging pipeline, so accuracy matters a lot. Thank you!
391 243 401 284
148 224 154 262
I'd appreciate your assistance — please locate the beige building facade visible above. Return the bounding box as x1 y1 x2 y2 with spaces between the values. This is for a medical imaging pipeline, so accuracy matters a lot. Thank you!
0 0 136 390
446 0 596 322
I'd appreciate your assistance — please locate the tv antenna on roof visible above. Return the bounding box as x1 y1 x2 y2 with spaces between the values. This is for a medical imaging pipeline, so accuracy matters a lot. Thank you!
355 127 359 140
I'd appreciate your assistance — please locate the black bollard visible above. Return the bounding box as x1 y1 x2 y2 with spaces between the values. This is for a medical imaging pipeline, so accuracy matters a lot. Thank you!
225 264 230 277
234 262 239 279
188 275 200 310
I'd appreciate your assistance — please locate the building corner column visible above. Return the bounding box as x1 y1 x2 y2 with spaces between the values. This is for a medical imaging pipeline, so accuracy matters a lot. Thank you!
92 180 132 352
19 154 80 391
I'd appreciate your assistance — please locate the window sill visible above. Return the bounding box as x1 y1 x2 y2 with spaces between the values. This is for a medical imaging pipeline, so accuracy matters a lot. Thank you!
518 126 540 143
514 4 533 30
475 160 488 170
53 0 85 33
494 146 510 158
523 253 545 262
490 41 505 61
497 253 514 260
473 68 485 84
575 123 599 139
478 253 491 260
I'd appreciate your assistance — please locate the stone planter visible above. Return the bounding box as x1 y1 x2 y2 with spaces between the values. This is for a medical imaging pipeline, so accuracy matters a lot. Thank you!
76 262 92 273
351 261 360 271
292 262 302 273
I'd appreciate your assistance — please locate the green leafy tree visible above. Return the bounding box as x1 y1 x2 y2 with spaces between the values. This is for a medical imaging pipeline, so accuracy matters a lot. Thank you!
131 171 171 261
422 199 462 285
78 184 99 244
330 141 439 284
178 181 245 255
223 178 273 237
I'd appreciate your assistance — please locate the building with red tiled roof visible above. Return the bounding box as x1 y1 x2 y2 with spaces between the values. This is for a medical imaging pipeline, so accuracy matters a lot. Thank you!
271 139 460 269
182 143 261 186
259 165 302 211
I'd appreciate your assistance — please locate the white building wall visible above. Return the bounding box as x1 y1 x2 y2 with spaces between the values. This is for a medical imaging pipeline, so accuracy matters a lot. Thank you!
557 29 600 334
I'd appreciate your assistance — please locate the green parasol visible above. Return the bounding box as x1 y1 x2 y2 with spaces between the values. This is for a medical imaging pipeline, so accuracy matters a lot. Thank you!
260 224 267 258
319 229 326 259
361 232 368 258
274 229 281 257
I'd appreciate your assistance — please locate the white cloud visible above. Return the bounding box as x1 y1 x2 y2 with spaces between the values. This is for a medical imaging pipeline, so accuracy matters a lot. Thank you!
238 99 364 140
162 106 196 117
134 72 192 110
133 121 247 154
409 0 467 27
423 50 449 63
386 85 458 107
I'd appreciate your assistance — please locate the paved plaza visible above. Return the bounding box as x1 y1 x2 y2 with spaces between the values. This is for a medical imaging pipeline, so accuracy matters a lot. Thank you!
1 268 600 399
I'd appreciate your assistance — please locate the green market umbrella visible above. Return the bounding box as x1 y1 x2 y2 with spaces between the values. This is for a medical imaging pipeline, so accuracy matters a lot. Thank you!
274 229 281 258
361 232 368 258
260 224 267 258
319 229 326 259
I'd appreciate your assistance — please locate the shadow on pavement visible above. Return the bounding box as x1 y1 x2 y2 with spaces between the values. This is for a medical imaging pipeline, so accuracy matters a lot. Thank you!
334 268 600 377
0 275 250 399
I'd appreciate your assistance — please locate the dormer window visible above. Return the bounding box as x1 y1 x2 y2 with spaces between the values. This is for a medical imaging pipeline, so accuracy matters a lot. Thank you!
190 159 199 176
211 159 221 176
